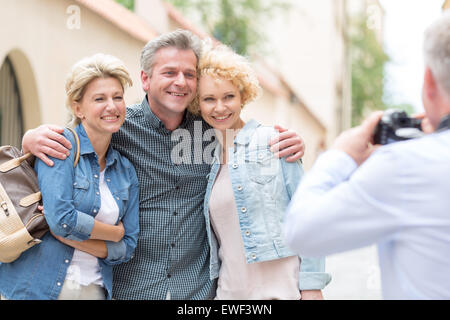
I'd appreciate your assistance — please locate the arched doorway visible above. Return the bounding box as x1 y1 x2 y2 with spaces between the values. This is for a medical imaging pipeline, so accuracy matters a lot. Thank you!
0 56 23 148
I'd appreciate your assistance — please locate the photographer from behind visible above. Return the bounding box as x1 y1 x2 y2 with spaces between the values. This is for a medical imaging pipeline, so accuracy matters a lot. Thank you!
283 12 450 300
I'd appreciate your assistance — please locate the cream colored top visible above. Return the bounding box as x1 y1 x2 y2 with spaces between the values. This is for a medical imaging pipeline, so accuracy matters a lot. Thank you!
209 165 300 300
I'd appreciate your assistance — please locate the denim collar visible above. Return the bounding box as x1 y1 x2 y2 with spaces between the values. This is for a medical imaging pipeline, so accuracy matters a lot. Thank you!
141 95 194 133
75 123 119 167
234 119 261 146
212 119 261 164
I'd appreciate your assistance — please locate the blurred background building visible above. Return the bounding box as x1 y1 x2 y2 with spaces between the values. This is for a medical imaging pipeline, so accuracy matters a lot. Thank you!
444 0 450 9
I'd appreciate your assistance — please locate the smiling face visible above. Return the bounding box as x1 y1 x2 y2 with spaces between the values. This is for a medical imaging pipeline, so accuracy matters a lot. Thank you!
142 47 197 120
198 74 245 132
74 77 126 137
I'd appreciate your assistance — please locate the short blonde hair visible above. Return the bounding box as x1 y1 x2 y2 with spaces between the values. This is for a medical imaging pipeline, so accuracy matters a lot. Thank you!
65 53 133 127
188 42 262 115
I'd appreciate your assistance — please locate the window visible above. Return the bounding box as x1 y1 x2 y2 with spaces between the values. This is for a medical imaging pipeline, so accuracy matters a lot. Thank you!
0 57 24 148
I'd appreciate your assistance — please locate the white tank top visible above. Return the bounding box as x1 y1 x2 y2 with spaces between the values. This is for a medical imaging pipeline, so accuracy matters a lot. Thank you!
65 169 119 287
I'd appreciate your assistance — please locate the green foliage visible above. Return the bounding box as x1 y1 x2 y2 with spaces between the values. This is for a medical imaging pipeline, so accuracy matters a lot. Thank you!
115 0 134 11
350 14 415 126
166 0 291 55
350 16 389 126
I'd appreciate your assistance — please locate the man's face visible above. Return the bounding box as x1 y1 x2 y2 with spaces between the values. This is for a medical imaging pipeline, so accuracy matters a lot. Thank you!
142 47 197 118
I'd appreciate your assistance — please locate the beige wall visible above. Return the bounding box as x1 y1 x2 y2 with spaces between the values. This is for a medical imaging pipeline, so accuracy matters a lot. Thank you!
0 0 146 130
263 0 350 144
444 0 450 9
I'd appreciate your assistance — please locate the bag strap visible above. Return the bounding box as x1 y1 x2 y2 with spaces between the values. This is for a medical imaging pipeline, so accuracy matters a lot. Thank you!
65 127 80 168
0 127 81 173
0 153 33 173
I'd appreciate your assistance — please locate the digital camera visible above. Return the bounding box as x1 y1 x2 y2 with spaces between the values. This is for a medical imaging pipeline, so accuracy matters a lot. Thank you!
373 109 424 145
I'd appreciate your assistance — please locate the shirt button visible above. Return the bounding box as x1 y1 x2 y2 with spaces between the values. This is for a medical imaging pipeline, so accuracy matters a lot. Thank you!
93 209 97 213
57 282 62 286
73 182 77 186
94 174 98 178
241 207 247 213
245 230 251 236
173 211 177 216
64 259 70 264
237 185 243 191
62 224 67 229
258 153 264 159
251 254 257 260
232 163 238 169
116 197 120 200
171 243 175 248
106 178 111 182
96 191 100 195
167 274 171 278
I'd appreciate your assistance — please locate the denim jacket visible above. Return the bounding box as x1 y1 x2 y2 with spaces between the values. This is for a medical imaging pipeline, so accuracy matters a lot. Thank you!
0 124 140 300
204 120 331 290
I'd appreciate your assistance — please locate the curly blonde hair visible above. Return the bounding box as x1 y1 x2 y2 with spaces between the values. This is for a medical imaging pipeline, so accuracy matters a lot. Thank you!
188 42 262 115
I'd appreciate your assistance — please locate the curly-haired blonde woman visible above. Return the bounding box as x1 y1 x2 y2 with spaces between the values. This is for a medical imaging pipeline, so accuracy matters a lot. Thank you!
189 43 331 300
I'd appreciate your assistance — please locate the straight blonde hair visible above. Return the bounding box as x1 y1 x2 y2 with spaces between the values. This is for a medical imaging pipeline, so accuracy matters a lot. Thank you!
65 53 133 127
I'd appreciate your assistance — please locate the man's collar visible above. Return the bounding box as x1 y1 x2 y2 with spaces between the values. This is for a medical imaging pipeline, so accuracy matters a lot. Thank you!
437 114 450 132
141 95 166 130
141 95 193 132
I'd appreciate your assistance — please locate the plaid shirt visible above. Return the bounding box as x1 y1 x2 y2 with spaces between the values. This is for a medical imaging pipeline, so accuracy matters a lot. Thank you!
111 97 217 300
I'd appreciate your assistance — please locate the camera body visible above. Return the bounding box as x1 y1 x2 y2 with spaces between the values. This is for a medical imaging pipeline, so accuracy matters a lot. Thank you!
373 109 423 145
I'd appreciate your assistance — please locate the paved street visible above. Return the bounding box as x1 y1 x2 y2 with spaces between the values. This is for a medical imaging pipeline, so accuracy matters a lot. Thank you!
322 245 383 300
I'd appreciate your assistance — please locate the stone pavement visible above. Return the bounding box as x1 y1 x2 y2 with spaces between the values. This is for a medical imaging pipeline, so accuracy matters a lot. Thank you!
322 245 383 300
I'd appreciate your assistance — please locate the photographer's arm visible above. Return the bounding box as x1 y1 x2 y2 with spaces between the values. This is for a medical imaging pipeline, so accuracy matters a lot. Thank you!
283 112 403 256
331 111 383 165
22 124 72 166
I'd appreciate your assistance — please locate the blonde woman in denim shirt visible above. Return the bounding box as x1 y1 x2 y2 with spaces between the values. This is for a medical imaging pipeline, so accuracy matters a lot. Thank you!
0 54 140 300
188 44 331 300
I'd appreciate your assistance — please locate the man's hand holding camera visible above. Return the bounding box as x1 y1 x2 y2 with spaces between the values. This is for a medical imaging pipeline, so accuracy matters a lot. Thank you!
331 111 383 166
331 110 435 167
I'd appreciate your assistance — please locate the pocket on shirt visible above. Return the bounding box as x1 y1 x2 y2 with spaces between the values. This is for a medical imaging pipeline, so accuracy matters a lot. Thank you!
113 188 129 219
72 177 90 207
245 148 279 185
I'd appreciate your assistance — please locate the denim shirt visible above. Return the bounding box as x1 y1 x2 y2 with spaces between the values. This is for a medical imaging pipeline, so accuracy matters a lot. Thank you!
0 124 140 300
203 120 331 290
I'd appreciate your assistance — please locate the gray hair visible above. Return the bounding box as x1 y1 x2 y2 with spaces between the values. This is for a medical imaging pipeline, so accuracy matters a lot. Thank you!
424 11 450 96
140 29 202 76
